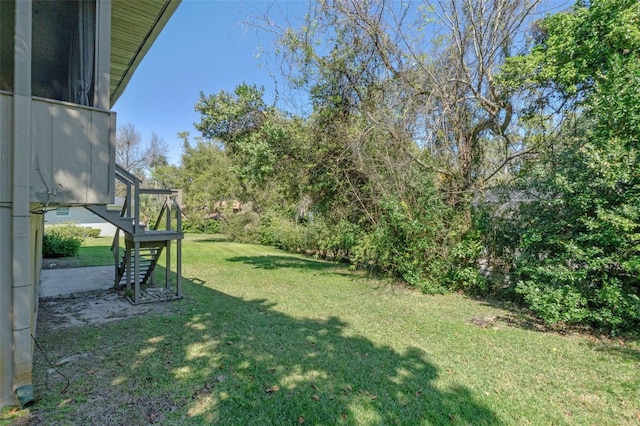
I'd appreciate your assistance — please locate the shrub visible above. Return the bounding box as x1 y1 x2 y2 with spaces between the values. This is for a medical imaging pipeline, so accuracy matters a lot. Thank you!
258 210 278 247
182 216 221 234
221 211 261 243
351 192 463 294
444 233 487 294
45 222 99 238
482 135 640 333
296 217 331 257
43 223 94 257
317 219 361 261
260 213 305 251
42 234 82 258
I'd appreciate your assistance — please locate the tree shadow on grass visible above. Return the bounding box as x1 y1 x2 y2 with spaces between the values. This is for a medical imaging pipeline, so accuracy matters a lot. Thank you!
476 297 640 363
589 342 640 362
228 255 339 272
31 276 502 425
191 236 234 243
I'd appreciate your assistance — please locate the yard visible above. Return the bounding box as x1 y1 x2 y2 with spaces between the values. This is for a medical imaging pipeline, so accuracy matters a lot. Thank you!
3 234 639 425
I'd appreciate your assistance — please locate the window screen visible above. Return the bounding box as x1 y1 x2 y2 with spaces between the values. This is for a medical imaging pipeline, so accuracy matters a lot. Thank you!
32 0 96 106
0 0 15 92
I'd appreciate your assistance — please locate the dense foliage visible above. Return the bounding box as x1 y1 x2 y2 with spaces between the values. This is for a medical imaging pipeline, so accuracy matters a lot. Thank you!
151 132 241 231
489 0 640 332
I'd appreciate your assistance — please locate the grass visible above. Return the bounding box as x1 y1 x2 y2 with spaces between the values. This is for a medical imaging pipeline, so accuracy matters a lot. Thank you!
77 236 118 267
42 236 117 269
5 234 639 424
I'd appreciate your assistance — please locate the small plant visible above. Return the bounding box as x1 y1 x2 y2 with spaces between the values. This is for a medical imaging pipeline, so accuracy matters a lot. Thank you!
43 223 87 257
42 234 82 258
87 228 101 238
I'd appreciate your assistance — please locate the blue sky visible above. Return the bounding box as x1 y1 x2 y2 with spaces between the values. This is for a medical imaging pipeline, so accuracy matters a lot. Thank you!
113 0 309 164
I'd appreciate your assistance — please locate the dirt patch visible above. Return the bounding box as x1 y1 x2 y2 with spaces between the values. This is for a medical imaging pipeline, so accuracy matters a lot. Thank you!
41 257 84 270
38 289 179 330
21 290 186 425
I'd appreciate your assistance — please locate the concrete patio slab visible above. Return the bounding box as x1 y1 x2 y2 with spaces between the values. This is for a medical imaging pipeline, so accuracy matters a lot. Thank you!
40 266 114 298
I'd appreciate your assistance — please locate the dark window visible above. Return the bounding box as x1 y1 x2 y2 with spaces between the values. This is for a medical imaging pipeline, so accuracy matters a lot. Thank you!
0 0 15 92
32 0 96 106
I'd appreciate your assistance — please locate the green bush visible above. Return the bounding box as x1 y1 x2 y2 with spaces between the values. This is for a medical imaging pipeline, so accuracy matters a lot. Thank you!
482 0 640 334
43 223 93 257
182 216 221 234
221 211 261 243
258 210 278 247
317 219 361 261
42 234 82 258
45 222 99 238
296 218 331 257
444 233 487 293
482 136 640 333
351 190 464 294
260 212 306 251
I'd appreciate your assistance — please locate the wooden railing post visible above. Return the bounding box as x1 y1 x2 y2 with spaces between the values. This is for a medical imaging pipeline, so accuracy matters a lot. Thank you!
111 228 120 288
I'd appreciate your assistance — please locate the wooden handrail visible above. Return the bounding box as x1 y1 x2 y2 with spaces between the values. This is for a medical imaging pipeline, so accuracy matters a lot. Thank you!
140 188 173 195
115 164 138 185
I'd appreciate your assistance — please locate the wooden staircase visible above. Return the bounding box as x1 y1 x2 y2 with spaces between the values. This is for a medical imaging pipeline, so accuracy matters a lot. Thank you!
117 247 159 288
86 165 183 304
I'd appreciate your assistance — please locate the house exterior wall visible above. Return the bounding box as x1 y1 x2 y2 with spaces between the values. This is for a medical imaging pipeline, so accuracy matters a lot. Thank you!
30 100 115 205
0 0 113 407
0 207 43 408
7 0 35 407
1 0 179 409
0 94 14 408
0 210 11 408
0 95 11 203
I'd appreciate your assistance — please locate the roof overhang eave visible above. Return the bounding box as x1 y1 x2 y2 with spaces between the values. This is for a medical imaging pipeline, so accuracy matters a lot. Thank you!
110 0 181 105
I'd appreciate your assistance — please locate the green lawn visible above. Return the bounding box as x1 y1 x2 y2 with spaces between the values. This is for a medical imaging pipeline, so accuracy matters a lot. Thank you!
6 234 639 424
78 236 119 266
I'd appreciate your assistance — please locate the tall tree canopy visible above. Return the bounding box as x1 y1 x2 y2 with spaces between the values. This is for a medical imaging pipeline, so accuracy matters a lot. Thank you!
195 84 308 196
152 132 239 220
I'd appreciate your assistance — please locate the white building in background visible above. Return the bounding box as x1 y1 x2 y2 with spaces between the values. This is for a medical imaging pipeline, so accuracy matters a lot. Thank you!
44 197 126 237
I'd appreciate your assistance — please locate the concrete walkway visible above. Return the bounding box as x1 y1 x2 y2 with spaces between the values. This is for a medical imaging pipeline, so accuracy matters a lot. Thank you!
40 266 115 298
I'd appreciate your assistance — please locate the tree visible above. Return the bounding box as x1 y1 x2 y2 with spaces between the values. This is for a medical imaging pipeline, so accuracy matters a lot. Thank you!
170 132 239 217
489 0 640 332
412 0 542 200
274 1 427 224
115 124 170 224
275 0 542 203
116 123 168 180
261 0 542 289
194 84 310 210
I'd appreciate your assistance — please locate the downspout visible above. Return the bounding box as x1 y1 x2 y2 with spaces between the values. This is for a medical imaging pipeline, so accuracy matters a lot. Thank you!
12 0 35 408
